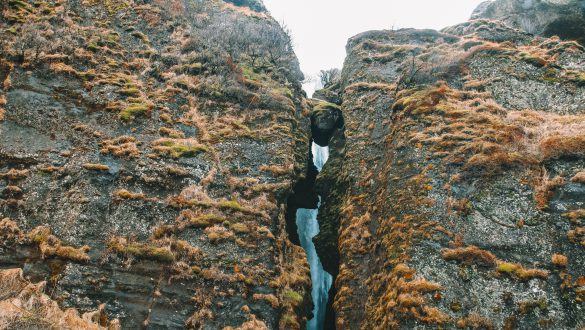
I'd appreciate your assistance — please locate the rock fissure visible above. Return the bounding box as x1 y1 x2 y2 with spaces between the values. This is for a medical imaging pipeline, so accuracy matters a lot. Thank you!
285 105 343 329
2 0 585 328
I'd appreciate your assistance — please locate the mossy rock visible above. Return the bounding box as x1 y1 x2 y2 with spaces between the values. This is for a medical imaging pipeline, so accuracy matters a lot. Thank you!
120 103 150 121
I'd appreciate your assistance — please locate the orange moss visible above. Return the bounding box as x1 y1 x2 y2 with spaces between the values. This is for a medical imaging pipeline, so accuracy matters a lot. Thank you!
551 254 568 268
0 95 5 121
49 62 77 75
0 269 120 329
27 226 91 262
456 313 494 329
534 174 565 210
204 225 234 243
496 261 549 281
567 227 585 246
108 237 174 263
0 218 22 242
0 169 28 180
442 245 497 267
82 163 110 171
252 293 279 308
113 189 145 200
562 209 585 222
100 136 140 157
158 127 185 139
540 135 585 160
259 164 292 177
571 171 585 184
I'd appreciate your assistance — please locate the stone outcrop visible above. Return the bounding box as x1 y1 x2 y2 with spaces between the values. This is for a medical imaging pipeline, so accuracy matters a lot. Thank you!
317 8 585 330
472 0 585 44
309 99 344 147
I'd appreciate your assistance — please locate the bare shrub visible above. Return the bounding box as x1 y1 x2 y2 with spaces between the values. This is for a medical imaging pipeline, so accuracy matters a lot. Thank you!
319 68 340 87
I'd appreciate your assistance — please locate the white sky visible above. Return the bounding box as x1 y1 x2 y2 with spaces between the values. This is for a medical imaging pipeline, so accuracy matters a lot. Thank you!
263 0 487 90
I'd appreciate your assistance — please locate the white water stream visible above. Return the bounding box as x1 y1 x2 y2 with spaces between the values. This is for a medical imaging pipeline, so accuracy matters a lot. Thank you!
295 142 333 330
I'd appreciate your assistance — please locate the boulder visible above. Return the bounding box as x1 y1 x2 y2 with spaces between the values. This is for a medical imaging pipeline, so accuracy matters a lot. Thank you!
472 0 585 44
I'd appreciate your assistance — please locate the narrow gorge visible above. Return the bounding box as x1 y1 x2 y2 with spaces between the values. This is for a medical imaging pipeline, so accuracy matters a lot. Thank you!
295 142 332 330
1 0 585 329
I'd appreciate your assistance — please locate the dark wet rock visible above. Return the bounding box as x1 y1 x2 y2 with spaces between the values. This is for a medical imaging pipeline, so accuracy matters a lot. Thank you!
309 99 344 147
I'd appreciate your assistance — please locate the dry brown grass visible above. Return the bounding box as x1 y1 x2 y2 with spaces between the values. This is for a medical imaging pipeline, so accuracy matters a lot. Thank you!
0 268 120 329
3 75 11 90
398 83 585 180
572 171 585 184
113 189 145 200
496 261 549 281
567 227 585 246
361 263 449 328
252 293 279 308
456 313 494 329
562 209 585 222
152 0 185 17
344 82 397 94
534 173 565 210
204 225 234 243
0 218 22 243
151 138 209 159
551 254 568 268
159 127 185 139
50 62 77 75
100 136 140 158
223 315 268 330
505 110 585 159
82 163 110 171
27 226 91 263
108 236 174 263
442 245 497 267
0 169 28 180
0 95 6 121
209 116 257 141
259 164 293 177
540 135 585 160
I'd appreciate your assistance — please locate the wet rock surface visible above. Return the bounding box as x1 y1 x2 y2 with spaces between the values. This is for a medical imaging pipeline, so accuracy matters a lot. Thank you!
309 100 343 147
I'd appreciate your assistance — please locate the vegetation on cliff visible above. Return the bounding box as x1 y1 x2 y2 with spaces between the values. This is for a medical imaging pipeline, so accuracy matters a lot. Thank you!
0 0 312 328
316 10 585 330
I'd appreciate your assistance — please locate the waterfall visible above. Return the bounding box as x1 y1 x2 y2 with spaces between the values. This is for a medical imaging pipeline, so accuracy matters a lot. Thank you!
296 142 333 330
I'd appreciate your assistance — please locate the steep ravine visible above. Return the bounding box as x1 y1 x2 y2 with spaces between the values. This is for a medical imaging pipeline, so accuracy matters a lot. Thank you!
295 142 333 330
285 101 344 329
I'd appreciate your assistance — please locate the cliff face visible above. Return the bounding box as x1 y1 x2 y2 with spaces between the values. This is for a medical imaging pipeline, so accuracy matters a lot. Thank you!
317 11 585 330
0 0 312 329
